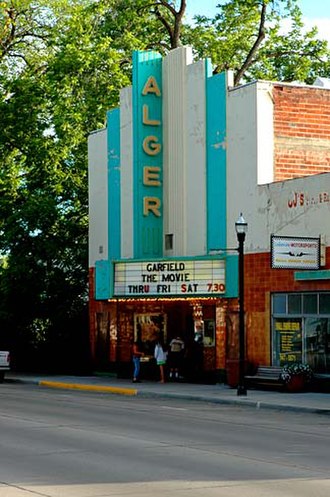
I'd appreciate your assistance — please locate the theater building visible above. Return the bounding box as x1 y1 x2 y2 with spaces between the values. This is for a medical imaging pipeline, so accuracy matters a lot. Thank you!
88 47 330 382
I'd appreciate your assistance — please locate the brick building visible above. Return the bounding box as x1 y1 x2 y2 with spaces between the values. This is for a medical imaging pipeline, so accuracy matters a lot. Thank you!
88 47 330 383
273 85 330 181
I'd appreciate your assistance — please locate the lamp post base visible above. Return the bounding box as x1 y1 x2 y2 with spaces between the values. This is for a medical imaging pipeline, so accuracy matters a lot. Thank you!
237 384 247 396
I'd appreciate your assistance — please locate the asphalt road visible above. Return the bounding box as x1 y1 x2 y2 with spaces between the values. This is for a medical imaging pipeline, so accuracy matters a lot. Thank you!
0 382 329 497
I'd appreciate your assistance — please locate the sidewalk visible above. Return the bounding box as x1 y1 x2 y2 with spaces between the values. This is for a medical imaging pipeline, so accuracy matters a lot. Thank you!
6 372 330 415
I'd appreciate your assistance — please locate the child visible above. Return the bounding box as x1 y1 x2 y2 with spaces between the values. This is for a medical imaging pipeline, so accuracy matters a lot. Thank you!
154 340 167 383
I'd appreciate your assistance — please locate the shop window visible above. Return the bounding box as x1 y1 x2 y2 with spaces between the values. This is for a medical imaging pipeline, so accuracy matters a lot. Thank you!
273 317 302 365
319 293 330 314
273 294 286 314
203 319 215 347
288 294 301 314
305 317 330 373
272 292 330 372
303 294 317 314
134 313 167 357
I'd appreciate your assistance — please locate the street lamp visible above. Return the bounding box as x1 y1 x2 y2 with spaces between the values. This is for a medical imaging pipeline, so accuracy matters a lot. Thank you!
235 213 248 396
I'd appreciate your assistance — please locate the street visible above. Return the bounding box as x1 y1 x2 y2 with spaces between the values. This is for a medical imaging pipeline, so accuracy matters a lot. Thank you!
0 382 329 496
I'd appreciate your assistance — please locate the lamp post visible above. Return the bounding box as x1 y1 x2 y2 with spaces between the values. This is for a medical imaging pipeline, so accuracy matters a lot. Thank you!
235 213 248 396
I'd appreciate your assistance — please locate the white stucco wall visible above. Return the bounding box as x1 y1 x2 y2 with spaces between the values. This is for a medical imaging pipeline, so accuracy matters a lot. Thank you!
120 86 134 259
258 174 330 249
163 48 207 257
226 82 258 252
256 82 274 185
185 59 207 256
88 128 108 266
163 47 192 256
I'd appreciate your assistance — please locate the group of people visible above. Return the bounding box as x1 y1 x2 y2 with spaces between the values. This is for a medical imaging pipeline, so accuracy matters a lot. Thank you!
132 335 185 383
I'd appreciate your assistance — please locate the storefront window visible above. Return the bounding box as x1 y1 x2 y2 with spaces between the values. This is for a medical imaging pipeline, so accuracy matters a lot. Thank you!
273 317 302 365
272 294 286 314
305 318 330 373
203 319 215 347
288 294 301 314
303 294 317 314
272 292 330 373
134 313 167 356
319 294 330 314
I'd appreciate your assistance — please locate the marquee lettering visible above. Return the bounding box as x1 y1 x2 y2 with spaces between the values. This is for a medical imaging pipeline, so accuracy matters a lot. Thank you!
114 260 226 297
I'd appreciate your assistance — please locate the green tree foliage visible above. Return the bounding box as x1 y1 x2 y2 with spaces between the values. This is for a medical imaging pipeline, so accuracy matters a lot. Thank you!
183 0 330 84
0 0 329 371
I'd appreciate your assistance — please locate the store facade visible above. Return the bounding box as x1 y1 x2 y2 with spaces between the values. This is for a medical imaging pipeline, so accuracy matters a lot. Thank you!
88 46 330 382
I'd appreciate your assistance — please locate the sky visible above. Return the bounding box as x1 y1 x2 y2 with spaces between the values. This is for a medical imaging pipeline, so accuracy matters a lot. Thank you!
185 0 330 43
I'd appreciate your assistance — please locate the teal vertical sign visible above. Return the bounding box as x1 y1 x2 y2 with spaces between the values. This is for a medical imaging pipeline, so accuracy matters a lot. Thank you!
206 69 227 252
133 51 163 258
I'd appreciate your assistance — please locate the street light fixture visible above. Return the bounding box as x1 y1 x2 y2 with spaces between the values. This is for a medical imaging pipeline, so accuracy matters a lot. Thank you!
235 213 248 396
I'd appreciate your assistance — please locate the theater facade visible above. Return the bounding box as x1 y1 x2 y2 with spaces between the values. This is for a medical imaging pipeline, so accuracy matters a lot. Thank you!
88 47 330 382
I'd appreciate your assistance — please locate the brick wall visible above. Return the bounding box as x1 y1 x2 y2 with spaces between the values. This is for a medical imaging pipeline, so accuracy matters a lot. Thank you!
274 85 330 181
245 248 330 366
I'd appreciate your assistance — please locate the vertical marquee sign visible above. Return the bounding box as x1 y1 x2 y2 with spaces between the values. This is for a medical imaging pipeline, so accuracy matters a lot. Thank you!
133 51 163 258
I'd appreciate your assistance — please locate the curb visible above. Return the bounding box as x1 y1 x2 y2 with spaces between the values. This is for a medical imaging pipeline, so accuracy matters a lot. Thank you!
6 377 330 415
39 380 137 396
136 390 330 414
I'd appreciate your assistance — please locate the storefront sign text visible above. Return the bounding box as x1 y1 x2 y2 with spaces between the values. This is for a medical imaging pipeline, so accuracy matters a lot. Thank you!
288 191 330 209
271 235 320 269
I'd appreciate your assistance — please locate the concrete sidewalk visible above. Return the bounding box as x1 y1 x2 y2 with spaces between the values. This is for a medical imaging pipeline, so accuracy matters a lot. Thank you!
6 372 330 415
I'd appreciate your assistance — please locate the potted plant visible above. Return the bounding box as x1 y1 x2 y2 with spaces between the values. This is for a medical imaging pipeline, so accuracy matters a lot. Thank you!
280 363 313 392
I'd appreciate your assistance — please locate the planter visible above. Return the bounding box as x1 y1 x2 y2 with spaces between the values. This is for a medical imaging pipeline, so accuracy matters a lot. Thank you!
286 375 305 393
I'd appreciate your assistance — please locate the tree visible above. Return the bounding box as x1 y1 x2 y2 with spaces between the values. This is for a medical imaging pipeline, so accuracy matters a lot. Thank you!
183 0 330 85
0 1 95 370
0 0 160 371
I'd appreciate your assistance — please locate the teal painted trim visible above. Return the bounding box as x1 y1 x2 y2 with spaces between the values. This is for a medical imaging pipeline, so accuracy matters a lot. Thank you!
206 69 227 253
112 254 229 263
225 254 238 298
106 108 121 299
132 50 163 259
295 270 330 281
205 57 213 78
107 108 121 263
95 260 111 299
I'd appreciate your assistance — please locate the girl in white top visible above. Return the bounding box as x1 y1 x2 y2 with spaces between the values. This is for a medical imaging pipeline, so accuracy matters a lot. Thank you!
154 341 167 383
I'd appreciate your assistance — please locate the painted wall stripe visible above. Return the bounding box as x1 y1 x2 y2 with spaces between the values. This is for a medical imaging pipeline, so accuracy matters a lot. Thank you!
107 108 121 262
132 51 163 258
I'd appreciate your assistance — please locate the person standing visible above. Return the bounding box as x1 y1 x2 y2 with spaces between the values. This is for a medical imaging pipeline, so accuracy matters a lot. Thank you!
132 341 144 383
169 336 185 380
154 339 167 383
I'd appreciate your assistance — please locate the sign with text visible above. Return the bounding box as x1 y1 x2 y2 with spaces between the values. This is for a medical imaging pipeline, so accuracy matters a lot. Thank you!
114 259 226 297
274 318 302 365
271 235 320 269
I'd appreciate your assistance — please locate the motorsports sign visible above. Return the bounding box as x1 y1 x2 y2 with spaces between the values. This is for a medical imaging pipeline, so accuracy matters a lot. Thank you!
114 259 226 297
271 235 320 269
